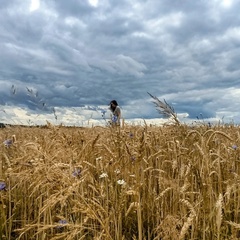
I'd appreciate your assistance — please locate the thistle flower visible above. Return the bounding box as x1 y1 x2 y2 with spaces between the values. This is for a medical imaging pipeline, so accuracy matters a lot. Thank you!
0 182 6 191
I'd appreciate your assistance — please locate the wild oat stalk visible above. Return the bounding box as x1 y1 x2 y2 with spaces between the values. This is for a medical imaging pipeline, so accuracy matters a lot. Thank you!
147 92 180 125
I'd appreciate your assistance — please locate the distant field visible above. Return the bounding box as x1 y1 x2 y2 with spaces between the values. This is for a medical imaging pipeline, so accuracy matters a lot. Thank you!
1 123 240 239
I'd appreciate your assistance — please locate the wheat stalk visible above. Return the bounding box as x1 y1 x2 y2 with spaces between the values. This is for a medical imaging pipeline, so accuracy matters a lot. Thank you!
216 193 223 239
1 124 240 239
179 199 196 240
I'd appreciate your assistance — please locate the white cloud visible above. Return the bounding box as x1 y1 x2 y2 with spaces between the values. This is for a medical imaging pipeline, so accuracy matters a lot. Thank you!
1 0 240 126
64 17 87 28
221 0 233 8
88 0 99 8
114 54 147 77
144 12 184 39
29 0 40 12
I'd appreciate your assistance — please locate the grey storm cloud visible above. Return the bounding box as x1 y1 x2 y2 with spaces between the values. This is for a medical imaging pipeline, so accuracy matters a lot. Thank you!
0 0 240 125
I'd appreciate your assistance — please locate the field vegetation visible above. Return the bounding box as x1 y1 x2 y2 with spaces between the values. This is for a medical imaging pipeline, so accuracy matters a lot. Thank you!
1 122 240 239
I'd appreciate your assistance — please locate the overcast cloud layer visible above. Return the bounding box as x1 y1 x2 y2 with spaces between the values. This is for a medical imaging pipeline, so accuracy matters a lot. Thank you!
0 0 240 126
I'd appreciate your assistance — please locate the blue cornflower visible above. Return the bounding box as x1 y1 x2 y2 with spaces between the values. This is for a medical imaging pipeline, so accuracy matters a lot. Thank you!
131 156 136 161
129 133 134 138
72 169 81 177
112 115 118 122
3 139 13 147
232 145 238 150
0 182 6 191
59 219 67 224
56 219 68 229
101 109 106 117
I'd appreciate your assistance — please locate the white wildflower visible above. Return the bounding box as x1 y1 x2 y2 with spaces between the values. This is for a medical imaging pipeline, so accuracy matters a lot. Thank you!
114 169 121 174
99 172 108 179
117 179 126 185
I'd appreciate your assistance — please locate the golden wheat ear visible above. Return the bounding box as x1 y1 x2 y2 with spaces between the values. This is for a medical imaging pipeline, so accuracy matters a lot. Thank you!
147 92 180 125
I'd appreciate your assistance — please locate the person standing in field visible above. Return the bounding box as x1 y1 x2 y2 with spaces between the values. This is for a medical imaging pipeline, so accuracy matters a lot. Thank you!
109 100 121 126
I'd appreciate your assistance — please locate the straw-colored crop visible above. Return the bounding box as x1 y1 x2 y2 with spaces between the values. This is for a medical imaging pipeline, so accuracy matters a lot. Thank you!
0 123 240 239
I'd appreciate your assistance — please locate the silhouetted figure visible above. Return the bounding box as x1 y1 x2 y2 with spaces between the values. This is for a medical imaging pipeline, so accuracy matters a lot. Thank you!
109 100 121 126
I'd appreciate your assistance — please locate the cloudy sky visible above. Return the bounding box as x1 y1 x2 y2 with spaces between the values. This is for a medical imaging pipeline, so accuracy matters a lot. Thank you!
0 0 240 126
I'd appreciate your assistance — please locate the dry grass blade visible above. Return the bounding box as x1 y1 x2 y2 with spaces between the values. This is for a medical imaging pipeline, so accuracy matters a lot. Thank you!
225 221 240 229
148 92 180 125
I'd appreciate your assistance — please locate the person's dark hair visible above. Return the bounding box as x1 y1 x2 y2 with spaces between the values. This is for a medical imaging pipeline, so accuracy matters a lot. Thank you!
109 100 118 112
110 100 118 106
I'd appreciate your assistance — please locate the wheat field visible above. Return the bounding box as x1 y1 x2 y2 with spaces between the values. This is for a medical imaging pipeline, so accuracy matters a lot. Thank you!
1 123 240 240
